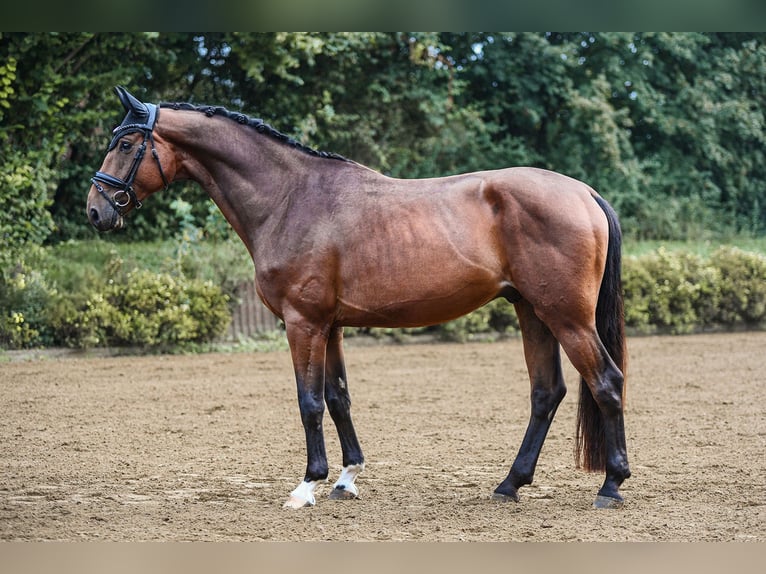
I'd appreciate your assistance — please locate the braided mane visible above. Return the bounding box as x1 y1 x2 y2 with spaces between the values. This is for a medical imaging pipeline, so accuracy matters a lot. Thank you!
160 102 350 162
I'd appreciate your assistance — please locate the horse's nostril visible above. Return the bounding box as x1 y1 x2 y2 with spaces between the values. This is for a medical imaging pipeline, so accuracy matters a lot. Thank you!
89 207 100 224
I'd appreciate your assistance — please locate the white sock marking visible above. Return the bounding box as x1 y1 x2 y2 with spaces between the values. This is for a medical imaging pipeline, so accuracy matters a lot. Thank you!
288 479 320 506
332 463 365 496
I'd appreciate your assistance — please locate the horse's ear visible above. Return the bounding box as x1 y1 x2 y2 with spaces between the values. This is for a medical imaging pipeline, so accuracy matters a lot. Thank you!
115 86 149 121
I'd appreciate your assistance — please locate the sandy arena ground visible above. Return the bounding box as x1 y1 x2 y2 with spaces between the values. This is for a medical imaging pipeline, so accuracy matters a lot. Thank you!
1 332 764 541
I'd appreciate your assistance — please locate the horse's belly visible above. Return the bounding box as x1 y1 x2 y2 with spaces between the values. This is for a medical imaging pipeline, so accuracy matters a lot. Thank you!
337 276 502 328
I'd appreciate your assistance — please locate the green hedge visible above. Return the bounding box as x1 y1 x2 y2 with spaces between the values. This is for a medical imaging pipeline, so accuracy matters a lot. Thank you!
622 248 721 334
621 246 766 334
1 250 231 350
4 244 766 350
45 269 230 349
432 245 766 339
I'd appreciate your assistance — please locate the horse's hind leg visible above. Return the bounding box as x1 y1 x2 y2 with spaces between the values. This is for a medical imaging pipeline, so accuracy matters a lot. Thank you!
553 324 630 508
493 300 567 502
324 326 365 500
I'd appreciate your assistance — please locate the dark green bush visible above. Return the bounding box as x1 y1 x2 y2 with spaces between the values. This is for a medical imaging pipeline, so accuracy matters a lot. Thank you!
709 247 766 326
47 269 230 349
622 248 721 334
0 252 55 348
621 254 655 332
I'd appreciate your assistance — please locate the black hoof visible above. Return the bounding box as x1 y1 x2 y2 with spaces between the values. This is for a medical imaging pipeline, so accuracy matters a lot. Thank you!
593 494 624 509
328 487 358 500
491 492 520 503
492 484 520 502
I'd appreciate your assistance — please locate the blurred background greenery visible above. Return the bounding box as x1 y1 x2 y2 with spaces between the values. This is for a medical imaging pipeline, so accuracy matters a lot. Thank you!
4 32 766 248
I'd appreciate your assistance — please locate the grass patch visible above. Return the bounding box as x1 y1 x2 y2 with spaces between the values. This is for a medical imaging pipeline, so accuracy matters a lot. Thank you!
212 330 289 353
43 238 254 295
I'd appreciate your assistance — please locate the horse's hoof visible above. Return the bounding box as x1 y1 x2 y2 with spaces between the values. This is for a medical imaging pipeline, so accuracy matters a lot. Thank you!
283 495 313 509
593 494 624 509
329 487 358 500
491 491 520 503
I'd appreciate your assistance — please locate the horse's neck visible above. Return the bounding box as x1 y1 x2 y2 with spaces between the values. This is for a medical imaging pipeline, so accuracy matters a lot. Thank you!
166 115 345 256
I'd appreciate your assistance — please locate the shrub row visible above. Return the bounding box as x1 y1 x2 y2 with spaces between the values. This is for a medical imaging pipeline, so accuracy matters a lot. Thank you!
3 245 766 350
423 245 766 340
1 251 231 350
622 246 766 334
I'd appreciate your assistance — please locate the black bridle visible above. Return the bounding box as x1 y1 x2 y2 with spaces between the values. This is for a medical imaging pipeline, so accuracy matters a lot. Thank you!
91 102 169 216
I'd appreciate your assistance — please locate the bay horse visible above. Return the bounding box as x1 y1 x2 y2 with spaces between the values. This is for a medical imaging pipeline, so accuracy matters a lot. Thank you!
87 86 630 510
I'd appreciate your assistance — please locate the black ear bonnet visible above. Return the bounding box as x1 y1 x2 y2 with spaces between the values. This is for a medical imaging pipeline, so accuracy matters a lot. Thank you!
107 86 159 150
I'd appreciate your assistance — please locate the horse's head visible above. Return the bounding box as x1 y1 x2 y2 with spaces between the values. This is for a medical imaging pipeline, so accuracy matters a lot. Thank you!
87 86 170 231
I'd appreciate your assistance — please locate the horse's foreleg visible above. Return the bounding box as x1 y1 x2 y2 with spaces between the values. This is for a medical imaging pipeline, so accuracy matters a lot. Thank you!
493 301 566 502
283 320 330 509
324 326 365 500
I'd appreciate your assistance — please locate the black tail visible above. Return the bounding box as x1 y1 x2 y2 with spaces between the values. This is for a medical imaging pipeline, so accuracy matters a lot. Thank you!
575 194 627 472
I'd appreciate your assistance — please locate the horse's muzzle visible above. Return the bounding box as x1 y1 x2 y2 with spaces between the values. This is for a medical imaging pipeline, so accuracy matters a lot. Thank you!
88 203 124 232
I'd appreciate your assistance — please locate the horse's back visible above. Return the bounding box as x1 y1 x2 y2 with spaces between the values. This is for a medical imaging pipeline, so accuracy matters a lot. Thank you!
326 166 608 328
257 163 611 328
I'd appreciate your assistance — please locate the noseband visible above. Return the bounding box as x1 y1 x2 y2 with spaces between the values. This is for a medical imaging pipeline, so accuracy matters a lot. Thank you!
91 102 169 216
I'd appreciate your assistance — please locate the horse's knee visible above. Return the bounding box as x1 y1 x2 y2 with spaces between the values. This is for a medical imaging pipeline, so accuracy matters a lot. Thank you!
325 379 352 416
298 392 325 428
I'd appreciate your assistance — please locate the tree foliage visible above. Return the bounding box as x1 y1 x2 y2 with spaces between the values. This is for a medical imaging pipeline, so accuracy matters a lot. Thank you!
3 32 766 253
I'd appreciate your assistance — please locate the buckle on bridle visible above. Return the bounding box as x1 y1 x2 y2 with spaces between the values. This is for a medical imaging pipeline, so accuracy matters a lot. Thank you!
112 189 132 208
91 172 143 215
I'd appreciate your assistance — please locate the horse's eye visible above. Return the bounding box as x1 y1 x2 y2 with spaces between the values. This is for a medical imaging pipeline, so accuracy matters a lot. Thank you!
119 140 132 152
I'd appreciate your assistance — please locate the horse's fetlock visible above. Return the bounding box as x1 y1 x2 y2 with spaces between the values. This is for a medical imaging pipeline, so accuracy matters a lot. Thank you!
306 465 329 483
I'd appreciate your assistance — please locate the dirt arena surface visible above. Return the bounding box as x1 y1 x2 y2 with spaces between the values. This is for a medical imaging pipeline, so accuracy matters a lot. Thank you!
1 332 764 541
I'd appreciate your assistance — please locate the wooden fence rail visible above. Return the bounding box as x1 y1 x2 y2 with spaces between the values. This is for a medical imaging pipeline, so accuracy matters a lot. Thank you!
225 279 281 339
